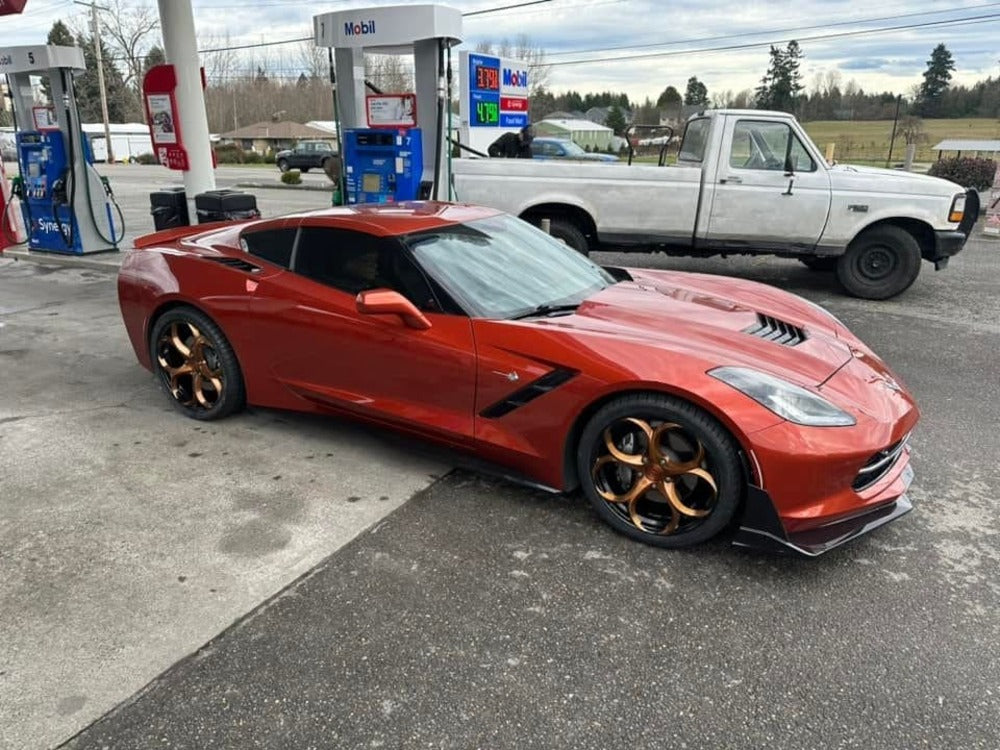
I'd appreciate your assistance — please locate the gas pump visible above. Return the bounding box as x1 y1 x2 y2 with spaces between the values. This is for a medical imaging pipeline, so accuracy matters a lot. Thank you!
1 45 122 254
314 4 462 203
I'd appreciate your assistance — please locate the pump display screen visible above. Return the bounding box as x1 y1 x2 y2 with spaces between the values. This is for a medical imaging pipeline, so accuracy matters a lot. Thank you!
362 173 381 193
475 65 499 92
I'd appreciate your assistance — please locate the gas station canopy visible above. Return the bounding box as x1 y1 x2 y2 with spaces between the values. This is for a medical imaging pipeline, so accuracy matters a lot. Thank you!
313 3 462 52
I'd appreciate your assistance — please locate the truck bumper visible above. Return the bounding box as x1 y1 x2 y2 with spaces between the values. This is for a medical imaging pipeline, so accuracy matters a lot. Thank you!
927 188 978 270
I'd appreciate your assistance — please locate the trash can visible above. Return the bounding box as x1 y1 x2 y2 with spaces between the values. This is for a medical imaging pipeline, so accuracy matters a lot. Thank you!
149 187 189 231
194 189 260 224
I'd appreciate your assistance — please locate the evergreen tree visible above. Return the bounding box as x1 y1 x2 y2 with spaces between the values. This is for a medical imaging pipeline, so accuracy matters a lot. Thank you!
75 32 137 122
656 85 681 108
755 41 803 112
42 21 76 103
605 104 627 135
918 43 955 117
684 76 709 107
142 45 166 78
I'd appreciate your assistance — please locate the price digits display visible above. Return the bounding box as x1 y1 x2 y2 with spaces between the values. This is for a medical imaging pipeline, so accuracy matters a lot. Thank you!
475 65 499 92
475 100 499 125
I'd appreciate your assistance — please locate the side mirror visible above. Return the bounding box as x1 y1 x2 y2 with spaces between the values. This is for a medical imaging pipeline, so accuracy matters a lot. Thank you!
355 289 432 330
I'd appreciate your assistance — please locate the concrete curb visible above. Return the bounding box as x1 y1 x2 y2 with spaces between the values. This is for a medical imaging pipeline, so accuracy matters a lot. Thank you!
235 181 334 193
1 247 123 271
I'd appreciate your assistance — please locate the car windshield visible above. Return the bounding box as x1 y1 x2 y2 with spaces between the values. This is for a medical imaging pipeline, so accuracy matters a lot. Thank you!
558 141 587 156
404 214 615 319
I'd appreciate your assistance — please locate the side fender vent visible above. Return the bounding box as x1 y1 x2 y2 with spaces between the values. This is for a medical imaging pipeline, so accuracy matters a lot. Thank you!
205 256 262 273
480 368 578 419
743 313 806 346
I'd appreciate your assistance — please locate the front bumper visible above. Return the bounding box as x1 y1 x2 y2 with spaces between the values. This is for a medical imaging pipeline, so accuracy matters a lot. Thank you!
732 467 913 557
928 189 979 269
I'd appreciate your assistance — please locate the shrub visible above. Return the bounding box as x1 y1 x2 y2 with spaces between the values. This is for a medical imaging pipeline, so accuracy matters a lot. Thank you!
262 149 276 164
214 143 245 164
928 156 996 191
135 152 158 165
242 150 263 164
280 169 302 185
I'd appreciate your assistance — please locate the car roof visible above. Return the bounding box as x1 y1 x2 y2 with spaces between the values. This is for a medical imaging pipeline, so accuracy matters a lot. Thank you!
247 201 505 237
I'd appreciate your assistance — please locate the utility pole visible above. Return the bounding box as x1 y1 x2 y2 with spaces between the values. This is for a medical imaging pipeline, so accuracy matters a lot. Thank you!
74 1 113 164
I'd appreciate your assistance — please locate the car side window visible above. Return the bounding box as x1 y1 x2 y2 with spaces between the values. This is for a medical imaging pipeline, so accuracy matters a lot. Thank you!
730 120 817 172
293 227 439 311
240 227 297 268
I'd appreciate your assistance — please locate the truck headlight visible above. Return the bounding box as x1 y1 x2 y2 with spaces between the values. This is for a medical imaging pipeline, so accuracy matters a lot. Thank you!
709 366 856 427
948 193 966 224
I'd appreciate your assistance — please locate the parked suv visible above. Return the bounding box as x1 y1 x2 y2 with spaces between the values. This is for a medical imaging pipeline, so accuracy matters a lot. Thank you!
275 140 337 173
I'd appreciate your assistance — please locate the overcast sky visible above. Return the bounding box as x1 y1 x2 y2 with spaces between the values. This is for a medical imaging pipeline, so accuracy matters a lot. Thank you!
3 0 998 103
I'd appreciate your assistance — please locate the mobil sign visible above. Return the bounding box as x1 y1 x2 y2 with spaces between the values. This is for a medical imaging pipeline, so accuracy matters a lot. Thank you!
499 62 529 128
500 64 528 97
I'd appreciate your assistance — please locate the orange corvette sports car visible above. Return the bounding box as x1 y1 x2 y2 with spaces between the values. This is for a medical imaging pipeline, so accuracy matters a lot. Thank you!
118 203 918 556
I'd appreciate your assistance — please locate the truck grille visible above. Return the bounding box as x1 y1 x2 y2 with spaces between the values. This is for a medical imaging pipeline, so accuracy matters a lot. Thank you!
743 314 806 346
853 435 909 491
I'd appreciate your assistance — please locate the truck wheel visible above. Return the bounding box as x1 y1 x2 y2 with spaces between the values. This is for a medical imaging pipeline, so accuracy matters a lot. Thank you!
799 257 838 272
547 219 590 256
837 226 921 300
277 159 289 173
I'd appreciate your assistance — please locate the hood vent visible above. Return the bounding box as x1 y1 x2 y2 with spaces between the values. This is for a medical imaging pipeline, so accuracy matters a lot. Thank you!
743 314 806 346
205 256 262 273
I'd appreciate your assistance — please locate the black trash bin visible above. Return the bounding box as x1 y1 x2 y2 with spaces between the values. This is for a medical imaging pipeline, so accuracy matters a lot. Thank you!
194 189 260 224
150 187 190 230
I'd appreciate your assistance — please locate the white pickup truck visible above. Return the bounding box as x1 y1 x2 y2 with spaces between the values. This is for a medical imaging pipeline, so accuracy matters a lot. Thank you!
452 109 977 299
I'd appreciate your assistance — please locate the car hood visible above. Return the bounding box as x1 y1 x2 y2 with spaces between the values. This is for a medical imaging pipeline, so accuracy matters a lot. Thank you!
828 164 961 197
525 268 854 387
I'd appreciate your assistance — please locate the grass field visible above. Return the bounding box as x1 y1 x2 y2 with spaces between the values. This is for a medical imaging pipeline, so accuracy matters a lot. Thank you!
801 118 1000 164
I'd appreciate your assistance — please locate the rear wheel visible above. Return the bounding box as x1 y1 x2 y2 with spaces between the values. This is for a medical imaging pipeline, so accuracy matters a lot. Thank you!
546 219 589 256
837 226 921 299
150 307 245 421
576 393 743 548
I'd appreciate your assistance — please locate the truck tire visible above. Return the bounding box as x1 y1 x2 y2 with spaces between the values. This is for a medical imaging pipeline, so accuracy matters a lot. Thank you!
799 257 838 272
277 158 289 173
547 219 590 256
836 226 921 300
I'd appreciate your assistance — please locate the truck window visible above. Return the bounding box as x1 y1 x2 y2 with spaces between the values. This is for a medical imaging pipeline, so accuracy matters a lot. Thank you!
730 120 816 172
678 118 710 163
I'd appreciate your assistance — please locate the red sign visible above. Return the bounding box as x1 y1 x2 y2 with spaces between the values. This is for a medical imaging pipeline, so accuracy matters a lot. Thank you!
157 146 189 171
500 97 527 112
0 0 28 16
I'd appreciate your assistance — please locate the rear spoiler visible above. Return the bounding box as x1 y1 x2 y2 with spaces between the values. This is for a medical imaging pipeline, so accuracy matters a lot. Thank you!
133 220 236 249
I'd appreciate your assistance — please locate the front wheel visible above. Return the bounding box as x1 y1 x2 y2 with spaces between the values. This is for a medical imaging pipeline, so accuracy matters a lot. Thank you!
150 307 246 421
277 159 289 173
836 226 921 299
576 394 743 548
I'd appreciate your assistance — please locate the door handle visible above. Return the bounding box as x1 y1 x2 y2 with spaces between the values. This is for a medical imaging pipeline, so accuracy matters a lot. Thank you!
720 175 742 184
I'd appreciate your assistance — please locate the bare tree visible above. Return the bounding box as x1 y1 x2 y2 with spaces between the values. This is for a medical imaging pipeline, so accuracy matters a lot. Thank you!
365 54 413 93
98 0 160 92
474 35 551 96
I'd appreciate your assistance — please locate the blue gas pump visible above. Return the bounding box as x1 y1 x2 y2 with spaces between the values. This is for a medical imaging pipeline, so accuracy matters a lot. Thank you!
343 128 423 204
3 45 122 254
17 130 83 252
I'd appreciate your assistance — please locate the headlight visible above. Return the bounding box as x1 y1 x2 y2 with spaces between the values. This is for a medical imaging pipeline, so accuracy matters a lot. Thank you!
949 193 966 224
709 366 856 427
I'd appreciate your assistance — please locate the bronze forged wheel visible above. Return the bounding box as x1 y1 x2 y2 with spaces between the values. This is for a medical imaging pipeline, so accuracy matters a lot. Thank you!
150 307 245 421
577 393 742 548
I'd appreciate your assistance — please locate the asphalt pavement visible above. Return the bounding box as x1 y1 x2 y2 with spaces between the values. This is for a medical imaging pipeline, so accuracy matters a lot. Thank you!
1 171 998 749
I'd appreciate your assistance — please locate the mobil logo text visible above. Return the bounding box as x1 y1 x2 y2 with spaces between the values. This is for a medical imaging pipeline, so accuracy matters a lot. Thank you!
502 68 528 90
344 19 375 36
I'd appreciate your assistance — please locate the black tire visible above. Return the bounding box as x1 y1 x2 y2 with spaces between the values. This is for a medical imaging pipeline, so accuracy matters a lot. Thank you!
547 219 590 256
836 226 921 300
277 159 289 173
576 393 743 549
799 256 839 272
149 307 246 421
301 167 310 173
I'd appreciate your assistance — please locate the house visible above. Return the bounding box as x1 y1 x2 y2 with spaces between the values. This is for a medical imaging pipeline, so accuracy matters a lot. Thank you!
535 118 615 151
217 121 336 154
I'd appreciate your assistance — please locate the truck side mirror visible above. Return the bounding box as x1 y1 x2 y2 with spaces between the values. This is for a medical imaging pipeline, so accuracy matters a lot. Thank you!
356 289 431 330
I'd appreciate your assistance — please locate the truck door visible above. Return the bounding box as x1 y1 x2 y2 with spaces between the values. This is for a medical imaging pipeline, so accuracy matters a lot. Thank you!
705 118 831 251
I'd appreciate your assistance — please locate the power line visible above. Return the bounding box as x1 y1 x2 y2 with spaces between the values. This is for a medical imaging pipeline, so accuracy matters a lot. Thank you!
541 11 1000 68
545 1 1000 59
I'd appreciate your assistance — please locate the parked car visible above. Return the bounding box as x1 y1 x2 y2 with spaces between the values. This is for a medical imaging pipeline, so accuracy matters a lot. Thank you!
531 137 619 162
119 202 918 556
454 109 976 300
275 140 337 173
